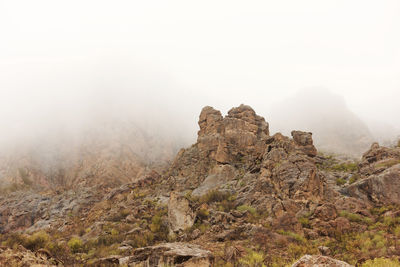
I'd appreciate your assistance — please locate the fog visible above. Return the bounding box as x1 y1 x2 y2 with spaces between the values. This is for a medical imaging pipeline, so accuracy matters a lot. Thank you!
1 1 399 161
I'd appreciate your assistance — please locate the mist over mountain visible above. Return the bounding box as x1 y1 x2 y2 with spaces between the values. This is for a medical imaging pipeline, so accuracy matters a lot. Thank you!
268 88 375 156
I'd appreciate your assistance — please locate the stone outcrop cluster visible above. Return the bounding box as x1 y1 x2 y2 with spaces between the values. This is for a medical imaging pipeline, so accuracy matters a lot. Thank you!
166 104 326 229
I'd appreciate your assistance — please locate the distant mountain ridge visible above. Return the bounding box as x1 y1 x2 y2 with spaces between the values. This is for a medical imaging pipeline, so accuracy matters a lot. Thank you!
269 88 375 156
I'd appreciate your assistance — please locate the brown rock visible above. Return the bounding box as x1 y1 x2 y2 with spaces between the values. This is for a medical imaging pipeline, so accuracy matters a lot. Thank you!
291 131 318 157
313 204 338 221
291 255 353 267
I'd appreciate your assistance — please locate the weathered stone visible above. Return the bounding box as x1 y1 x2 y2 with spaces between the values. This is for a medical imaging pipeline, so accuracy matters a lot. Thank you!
291 255 353 267
192 164 237 197
343 164 400 205
292 131 317 157
168 192 195 233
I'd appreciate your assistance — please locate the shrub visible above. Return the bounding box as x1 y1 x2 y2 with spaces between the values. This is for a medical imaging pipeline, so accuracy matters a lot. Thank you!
236 205 257 216
394 225 400 237
200 190 233 204
25 231 49 250
336 178 346 186
361 257 400 267
3 233 27 249
376 159 400 169
339 210 372 224
68 237 83 253
298 217 311 228
349 174 360 184
331 162 358 172
239 249 266 267
197 208 210 220
277 230 306 244
150 215 162 233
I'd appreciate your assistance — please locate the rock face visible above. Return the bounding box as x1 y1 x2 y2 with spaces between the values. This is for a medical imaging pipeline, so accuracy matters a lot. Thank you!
343 143 400 205
168 192 195 233
120 242 214 267
0 187 101 234
192 164 237 197
291 255 353 267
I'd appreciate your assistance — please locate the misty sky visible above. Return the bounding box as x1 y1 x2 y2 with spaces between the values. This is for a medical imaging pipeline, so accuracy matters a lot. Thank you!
0 0 399 145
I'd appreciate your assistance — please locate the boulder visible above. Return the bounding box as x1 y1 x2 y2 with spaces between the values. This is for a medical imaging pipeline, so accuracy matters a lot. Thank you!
168 192 195 233
342 164 400 205
291 255 353 267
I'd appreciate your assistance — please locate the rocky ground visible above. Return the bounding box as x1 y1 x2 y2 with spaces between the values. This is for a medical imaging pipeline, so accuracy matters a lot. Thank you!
1 105 400 266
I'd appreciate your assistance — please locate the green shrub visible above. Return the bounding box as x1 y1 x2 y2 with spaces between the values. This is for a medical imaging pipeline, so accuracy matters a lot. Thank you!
277 230 306 244
68 237 83 253
376 159 400 169
349 174 360 184
236 205 257 215
339 210 372 224
331 162 358 172
361 258 400 267
298 217 311 228
25 231 49 250
200 190 233 204
197 208 210 220
3 233 27 249
239 249 266 267
336 178 346 186
394 225 400 237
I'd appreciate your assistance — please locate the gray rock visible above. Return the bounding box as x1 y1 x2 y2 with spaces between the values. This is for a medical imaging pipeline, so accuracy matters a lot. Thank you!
168 192 195 233
343 164 400 205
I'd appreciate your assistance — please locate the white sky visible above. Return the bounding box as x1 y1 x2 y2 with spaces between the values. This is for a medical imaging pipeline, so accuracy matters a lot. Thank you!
0 0 399 143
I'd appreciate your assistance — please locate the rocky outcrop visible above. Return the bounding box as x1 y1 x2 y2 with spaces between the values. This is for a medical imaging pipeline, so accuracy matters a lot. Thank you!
165 105 326 233
359 142 400 176
120 242 214 267
291 255 353 267
292 131 317 157
342 142 400 205
197 105 269 164
168 192 195 233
